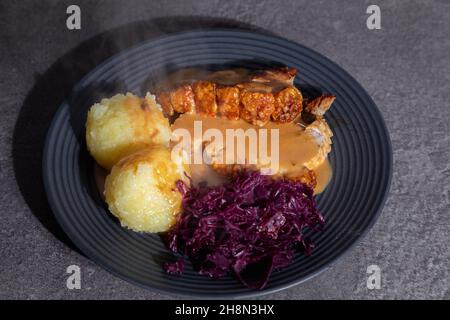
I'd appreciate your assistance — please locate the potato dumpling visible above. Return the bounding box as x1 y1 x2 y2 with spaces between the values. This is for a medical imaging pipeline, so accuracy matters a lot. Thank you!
104 145 189 233
86 93 171 170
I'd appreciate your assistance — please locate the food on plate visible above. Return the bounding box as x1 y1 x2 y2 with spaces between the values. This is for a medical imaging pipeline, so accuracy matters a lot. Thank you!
216 86 240 120
155 67 303 125
192 81 218 117
171 111 332 192
250 66 297 84
164 171 324 289
303 118 333 170
271 86 303 123
160 67 335 288
104 145 189 233
86 93 171 170
164 66 334 189
239 89 275 126
304 94 336 117
166 84 196 115
85 65 336 290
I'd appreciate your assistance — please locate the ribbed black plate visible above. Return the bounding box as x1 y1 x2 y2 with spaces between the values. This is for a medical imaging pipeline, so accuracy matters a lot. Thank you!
43 30 392 297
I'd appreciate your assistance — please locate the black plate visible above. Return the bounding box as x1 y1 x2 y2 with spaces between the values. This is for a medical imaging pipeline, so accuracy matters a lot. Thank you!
43 29 392 297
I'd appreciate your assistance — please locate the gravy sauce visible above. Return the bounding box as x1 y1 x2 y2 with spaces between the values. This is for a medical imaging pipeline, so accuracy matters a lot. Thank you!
171 113 332 193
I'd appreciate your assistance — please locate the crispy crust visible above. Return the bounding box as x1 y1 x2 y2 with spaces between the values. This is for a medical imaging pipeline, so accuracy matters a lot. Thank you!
211 162 317 189
240 90 275 126
250 67 297 85
217 86 241 120
192 80 218 117
272 87 303 123
170 84 196 114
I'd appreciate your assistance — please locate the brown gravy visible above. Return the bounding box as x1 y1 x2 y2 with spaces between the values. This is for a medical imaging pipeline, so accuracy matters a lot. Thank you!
171 113 332 194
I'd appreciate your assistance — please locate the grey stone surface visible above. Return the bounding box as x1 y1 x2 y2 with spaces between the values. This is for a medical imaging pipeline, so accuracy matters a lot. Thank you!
0 0 449 300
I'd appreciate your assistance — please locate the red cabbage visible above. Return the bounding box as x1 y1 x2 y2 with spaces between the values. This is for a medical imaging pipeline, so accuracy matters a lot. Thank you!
163 259 184 275
164 171 324 289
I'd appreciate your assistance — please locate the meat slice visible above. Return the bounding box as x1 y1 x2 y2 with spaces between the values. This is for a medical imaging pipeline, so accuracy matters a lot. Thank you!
192 81 218 117
304 94 336 117
239 90 275 127
272 87 303 123
217 86 241 120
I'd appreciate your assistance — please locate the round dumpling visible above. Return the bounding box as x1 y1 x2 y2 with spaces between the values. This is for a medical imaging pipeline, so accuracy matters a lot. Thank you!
86 93 171 170
104 145 189 233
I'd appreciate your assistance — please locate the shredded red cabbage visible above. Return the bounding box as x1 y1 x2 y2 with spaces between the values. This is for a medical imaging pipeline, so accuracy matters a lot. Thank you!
164 171 324 289
163 259 184 275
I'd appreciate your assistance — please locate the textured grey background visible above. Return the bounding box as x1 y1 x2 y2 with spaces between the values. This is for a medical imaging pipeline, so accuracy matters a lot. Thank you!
1 0 449 300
